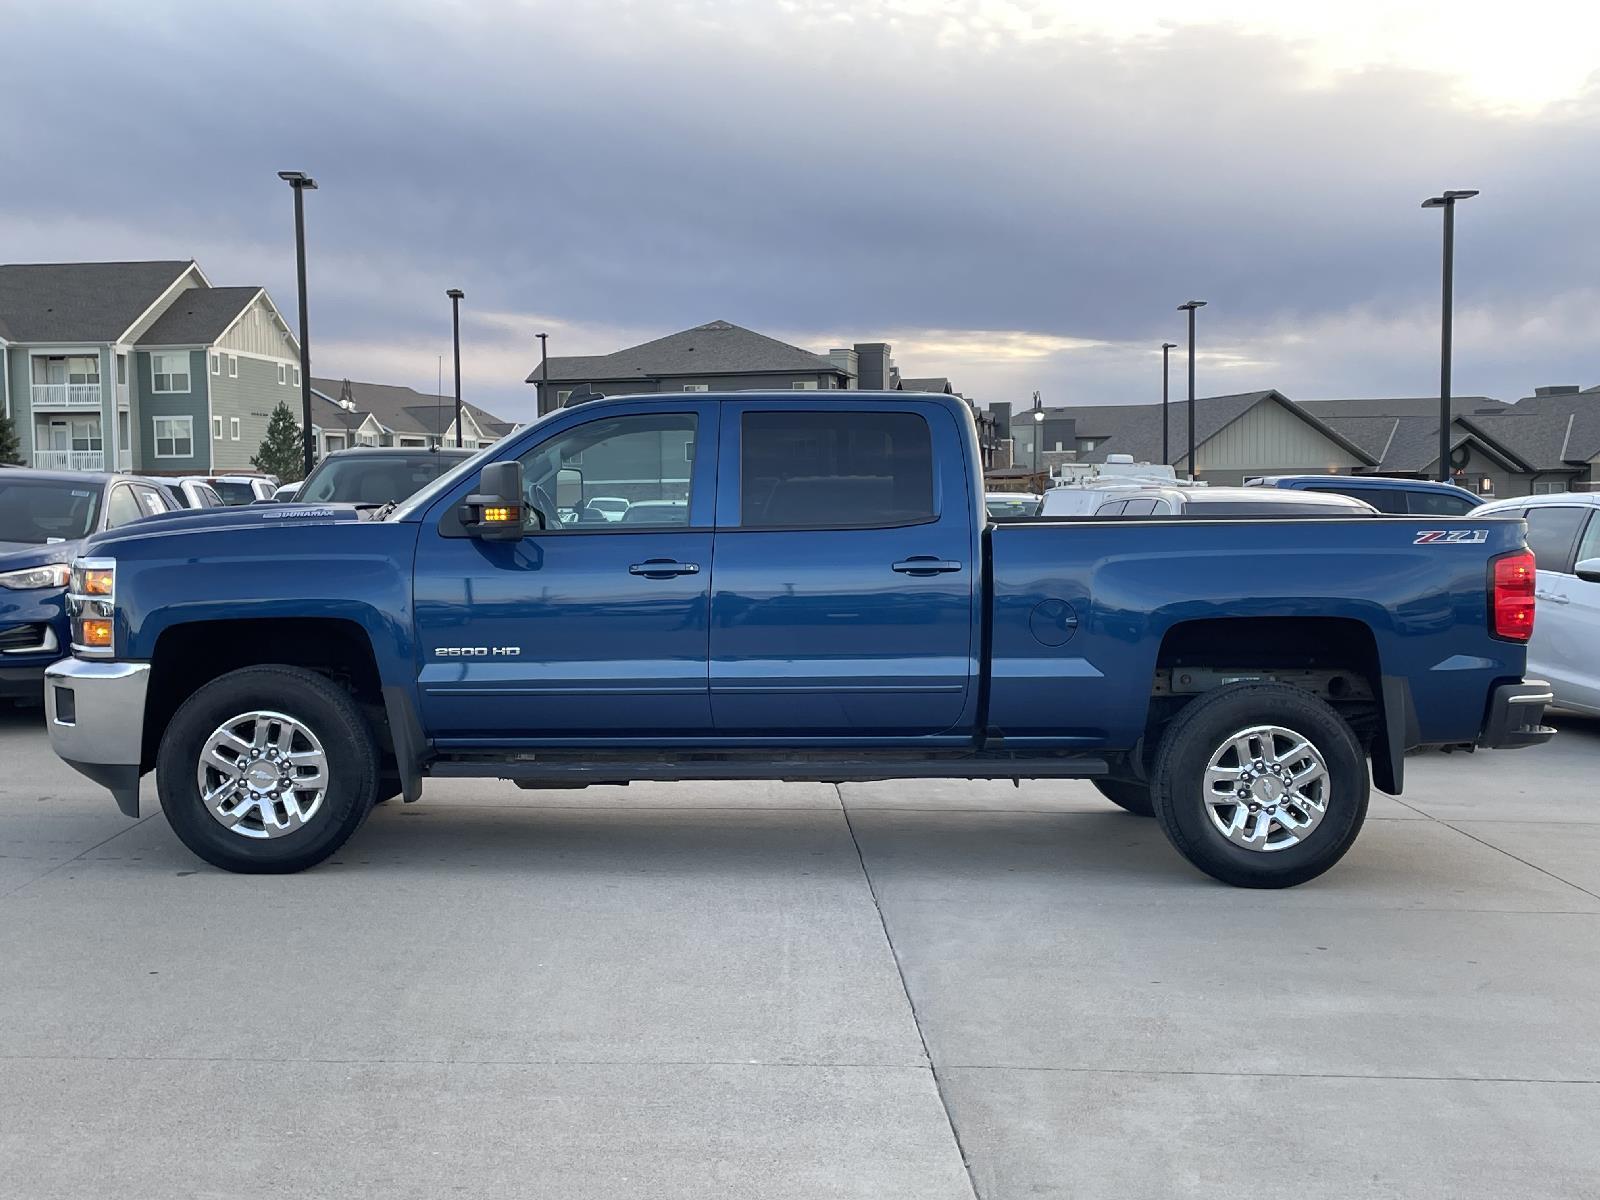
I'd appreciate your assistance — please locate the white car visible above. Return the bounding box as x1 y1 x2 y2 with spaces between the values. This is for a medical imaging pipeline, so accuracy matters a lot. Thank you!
1471 492 1600 715
272 481 303 502
583 496 631 522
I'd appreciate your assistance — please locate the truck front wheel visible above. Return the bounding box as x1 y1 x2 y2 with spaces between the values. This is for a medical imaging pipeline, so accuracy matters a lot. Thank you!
1150 682 1368 888
156 666 379 873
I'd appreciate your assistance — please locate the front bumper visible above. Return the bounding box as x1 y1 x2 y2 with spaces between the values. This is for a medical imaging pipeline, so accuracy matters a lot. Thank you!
44 658 151 817
1479 680 1557 750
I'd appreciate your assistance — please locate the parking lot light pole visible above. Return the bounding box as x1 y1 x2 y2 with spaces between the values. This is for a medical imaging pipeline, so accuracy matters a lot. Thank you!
537 332 550 412
1177 302 1206 481
277 171 318 476
447 289 465 447
1031 395 1044 480
1422 190 1479 483
1161 342 1177 466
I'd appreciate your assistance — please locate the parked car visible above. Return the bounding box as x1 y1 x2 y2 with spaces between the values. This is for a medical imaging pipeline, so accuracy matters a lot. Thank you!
206 474 280 505
985 492 1040 518
1038 483 1155 516
619 499 688 525
0 470 172 700
290 447 475 507
273 482 303 503
1470 492 1600 715
149 476 226 510
1087 486 1379 518
1248 474 1481 515
44 392 1551 886
582 496 631 522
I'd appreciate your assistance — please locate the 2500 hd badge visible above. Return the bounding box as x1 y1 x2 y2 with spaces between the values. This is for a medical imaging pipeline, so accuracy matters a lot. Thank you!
434 646 521 657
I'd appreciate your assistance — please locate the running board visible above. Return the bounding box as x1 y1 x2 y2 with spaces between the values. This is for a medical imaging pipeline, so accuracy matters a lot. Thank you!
427 751 1111 787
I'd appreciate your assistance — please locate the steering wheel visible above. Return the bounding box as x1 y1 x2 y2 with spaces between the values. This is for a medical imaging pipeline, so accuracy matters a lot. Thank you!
529 481 560 530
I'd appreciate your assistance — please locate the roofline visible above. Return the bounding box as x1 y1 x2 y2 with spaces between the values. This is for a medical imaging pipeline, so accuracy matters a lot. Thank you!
1451 416 1538 472
1202 390 1379 467
526 365 851 385
210 287 301 355
112 260 206 345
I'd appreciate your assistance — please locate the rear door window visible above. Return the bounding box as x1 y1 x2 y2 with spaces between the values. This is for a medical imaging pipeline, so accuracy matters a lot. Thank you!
1407 490 1477 516
1523 506 1588 573
1095 500 1129 516
1121 498 1159 515
1310 485 1405 513
739 411 934 528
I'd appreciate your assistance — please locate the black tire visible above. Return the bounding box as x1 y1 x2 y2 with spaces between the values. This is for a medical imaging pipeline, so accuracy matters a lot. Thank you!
157 665 379 873
1093 778 1155 817
1150 682 1368 888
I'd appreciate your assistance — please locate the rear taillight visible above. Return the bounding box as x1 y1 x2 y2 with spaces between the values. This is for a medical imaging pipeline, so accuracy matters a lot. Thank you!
1490 550 1536 642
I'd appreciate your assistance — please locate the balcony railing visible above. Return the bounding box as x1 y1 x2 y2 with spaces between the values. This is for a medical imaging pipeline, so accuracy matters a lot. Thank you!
31 383 103 409
33 450 106 471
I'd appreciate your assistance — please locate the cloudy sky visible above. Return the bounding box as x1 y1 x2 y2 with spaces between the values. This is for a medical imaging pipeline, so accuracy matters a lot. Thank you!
5 0 1597 422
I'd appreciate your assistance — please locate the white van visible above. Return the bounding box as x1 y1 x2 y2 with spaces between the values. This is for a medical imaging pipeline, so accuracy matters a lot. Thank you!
1471 492 1600 715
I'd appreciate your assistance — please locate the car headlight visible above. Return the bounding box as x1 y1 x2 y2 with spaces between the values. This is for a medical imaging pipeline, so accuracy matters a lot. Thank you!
0 563 71 590
67 557 116 657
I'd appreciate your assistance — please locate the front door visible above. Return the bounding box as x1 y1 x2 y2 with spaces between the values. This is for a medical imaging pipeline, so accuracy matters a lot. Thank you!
708 401 977 737
1521 504 1590 702
414 403 718 742
1543 510 1600 713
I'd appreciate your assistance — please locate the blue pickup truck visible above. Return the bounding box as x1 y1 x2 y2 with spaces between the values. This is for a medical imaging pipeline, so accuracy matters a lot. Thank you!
42 392 1554 887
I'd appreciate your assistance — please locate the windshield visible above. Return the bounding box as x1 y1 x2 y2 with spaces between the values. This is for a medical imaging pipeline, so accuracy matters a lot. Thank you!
299 453 468 505
0 479 101 544
388 441 505 521
986 496 1038 517
213 481 259 505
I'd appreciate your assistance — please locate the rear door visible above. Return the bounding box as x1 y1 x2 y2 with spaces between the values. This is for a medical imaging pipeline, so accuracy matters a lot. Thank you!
708 400 977 736
1521 504 1589 701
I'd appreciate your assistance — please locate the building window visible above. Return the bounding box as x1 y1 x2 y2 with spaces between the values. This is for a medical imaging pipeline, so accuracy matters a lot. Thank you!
791 381 819 390
230 417 241 441
213 417 223 440
278 363 288 385
682 384 710 392
116 354 127 386
1531 481 1566 495
398 437 428 447
70 417 103 452
292 366 301 386
556 389 573 404
152 353 190 393
210 353 221 376
153 416 194 459
227 355 238 378
1078 439 1099 452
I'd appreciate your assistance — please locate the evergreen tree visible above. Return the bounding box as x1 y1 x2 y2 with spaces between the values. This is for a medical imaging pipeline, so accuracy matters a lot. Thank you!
0 406 21 466
252 401 306 482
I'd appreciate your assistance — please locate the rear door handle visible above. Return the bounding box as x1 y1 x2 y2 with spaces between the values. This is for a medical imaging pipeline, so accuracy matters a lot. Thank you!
1536 591 1569 604
892 557 963 576
629 559 700 578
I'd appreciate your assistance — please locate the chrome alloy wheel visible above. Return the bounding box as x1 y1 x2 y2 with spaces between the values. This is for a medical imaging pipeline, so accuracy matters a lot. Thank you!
195 711 330 839
1202 725 1330 852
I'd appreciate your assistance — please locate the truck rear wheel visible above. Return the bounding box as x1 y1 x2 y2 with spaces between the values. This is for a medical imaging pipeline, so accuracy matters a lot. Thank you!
1150 682 1368 888
1092 779 1155 817
156 665 379 873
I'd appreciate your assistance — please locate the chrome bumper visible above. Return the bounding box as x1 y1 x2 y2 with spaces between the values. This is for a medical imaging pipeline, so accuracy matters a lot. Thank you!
44 658 151 817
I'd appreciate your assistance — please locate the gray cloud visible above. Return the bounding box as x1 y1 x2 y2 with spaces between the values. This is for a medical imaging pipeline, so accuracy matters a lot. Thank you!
3 1 1595 420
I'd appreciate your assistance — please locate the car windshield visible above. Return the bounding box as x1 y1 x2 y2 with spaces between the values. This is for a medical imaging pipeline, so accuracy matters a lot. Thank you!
212 481 259 505
0 479 101 544
986 496 1037 517
299 453 467 505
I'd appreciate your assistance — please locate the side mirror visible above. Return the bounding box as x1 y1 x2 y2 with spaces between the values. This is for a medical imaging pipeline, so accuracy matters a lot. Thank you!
459 460 529 541
1576 557 1600 585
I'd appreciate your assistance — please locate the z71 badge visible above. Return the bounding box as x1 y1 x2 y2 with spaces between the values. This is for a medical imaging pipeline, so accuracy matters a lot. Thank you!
1414 529 1489 544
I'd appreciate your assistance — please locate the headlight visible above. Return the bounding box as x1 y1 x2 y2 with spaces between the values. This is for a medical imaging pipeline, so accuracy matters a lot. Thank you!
0 564 71 590
67 557 116 657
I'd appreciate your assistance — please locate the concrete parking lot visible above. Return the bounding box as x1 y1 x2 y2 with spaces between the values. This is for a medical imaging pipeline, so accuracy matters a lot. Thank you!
1 705 1597 1199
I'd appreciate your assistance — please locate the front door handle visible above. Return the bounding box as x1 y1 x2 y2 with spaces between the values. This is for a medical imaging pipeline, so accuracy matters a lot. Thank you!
892 557 963 576
1536 591 1569 605
629 559 700 578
